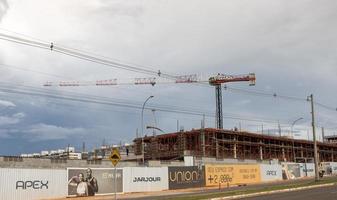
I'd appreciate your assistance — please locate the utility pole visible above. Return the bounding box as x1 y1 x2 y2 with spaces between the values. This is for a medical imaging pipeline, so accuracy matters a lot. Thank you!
322 127 325 143
309 94 319 181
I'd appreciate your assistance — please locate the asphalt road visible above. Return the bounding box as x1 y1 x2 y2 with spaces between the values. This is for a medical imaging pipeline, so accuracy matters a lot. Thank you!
58 177 337 200
242 185 337 200
123 177 337 200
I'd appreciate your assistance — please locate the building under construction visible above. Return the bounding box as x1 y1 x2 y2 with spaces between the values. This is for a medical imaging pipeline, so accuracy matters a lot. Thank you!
134 128 337 162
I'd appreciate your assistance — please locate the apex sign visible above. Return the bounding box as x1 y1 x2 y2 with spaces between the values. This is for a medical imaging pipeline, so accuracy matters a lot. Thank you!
16 180 49 190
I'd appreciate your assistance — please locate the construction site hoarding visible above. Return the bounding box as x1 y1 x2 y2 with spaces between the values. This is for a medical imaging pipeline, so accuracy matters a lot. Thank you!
123 167 168 193
0 168 67 200
260 164 283 182
282 163 301 179
299 163 315 177
329 162 337 175
168 166 205 189
205 164 261 186
67 168 123 196
321 162 337 175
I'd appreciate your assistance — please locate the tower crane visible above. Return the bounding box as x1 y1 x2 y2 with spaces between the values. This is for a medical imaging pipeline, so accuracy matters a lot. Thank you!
209 73 256 129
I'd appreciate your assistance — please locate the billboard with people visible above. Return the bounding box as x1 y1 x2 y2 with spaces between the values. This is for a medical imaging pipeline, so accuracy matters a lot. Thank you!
67 168 123 196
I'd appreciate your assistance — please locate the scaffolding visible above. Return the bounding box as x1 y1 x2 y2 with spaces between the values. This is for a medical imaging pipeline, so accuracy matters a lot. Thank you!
133 128 337 162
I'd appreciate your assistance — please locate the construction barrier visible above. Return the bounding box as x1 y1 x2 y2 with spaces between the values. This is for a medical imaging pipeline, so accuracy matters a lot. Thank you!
0 168 67 200
205 164 261 186
67 168 123 196
282 163 301 179
299 163 315 177
260 164 283 182
1 163 323 199
322 162 337 175
123 167 168 193
168 166 205 189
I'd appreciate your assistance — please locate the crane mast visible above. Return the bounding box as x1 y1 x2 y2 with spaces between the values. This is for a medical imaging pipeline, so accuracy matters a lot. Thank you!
209 73 256 129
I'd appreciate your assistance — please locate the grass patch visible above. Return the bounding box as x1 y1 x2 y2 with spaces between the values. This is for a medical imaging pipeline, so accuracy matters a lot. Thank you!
167 178 337 200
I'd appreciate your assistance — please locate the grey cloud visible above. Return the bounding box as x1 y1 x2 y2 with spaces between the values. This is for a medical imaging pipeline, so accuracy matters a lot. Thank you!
0 112 24 125
0 0 8 22
0 99 15 107
25 123 86 141
0 0 336 154
0 129 10 138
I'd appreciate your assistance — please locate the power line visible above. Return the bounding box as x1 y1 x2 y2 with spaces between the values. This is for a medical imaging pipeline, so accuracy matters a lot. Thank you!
0 28 179 78
224 86 337 112
0 83 292 124
0 31 213 91
0 32 176 79
0 30 335 123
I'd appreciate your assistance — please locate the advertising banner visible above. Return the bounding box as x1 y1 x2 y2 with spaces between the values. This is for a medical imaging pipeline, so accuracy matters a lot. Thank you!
168 166 205 189
67 168 123 197
286 164 301 178
260 164 283 182
205 164 234 186
299 163 315 177
205 164 261 186
123 167 168 193
233 164 261 185
322 162 337 175
329 162 337 174
282 163 301 179
0 168 67 200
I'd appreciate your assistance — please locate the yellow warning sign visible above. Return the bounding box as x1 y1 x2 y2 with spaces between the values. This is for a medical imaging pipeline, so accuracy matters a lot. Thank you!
109 148 121 166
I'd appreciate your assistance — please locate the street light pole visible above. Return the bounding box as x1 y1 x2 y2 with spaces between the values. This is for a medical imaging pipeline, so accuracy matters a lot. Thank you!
141 95 154 165
146 126 165 134
291 117 303 162
308 94 319 181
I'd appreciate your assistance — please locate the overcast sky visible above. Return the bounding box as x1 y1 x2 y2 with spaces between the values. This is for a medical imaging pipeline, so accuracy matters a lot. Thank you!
0 0 336 155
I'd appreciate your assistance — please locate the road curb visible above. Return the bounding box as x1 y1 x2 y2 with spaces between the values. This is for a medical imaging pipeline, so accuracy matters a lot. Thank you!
210 183 335 200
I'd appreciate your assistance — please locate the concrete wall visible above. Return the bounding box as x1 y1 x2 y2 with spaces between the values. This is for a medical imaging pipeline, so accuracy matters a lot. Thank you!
184 156 194 166
0 157 138 169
